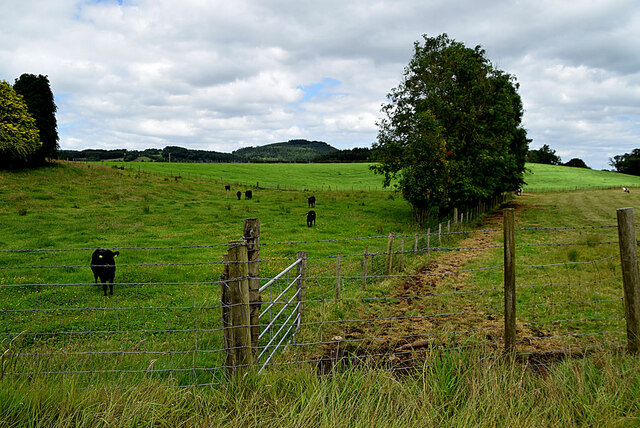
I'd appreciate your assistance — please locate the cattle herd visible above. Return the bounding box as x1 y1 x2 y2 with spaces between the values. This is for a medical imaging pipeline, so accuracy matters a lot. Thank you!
90 186 319 295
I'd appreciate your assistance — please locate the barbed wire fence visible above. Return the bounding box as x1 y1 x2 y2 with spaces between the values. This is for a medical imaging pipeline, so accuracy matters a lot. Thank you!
2 204 640 388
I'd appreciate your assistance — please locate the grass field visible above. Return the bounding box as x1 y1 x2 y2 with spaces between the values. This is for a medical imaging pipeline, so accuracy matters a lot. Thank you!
97 160 640 193
2 161 640 426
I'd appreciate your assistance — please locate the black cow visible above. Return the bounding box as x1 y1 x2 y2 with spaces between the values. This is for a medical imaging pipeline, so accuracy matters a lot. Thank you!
245 190 253 200
236 191 242 200
91 248 119 296
225 185 231 191
308 195 316 208
306 210 316 227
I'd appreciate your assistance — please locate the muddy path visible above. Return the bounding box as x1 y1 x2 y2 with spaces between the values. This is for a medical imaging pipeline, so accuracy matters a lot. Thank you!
317 199 564 372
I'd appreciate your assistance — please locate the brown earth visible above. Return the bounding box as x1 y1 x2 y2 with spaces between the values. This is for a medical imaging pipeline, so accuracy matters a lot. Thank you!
316 200 573 374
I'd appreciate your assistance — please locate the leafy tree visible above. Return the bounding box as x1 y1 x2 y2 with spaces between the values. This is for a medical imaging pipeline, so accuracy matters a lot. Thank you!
564 158 589 169
610 149 640 176
13 74 59 164
372 34 529 224
527 144 561 165
0 81 41 169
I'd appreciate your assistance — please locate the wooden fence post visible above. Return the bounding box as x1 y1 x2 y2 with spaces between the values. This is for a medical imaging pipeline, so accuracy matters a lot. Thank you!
503 208 516 353
454 207 458 226
616 207 640 353
362 247 368 290
227 240 253 373
399 236 405 271
414 233 418 254
335 253 342 300
220 254 233 370
427 228 431 252
296 251 307 327
438 223 442 245
243 218 261 358
385 233 394 275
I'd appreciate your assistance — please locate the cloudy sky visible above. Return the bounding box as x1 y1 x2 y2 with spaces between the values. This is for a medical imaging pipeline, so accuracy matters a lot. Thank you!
2 0 639 169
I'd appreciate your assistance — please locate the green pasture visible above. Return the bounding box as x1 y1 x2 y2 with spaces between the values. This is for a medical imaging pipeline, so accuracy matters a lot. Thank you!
2 161 640 425
523 163 640 191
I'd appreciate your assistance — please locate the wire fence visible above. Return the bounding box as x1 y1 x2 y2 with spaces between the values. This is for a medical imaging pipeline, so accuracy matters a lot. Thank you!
1 206 636 387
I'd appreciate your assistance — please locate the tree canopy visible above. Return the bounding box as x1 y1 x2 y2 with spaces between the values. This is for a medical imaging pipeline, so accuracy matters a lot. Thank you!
372 34 529 224
564 158 589 169
610 149 640 176
527 144 561 165
0 81 42 169
13 74 59 164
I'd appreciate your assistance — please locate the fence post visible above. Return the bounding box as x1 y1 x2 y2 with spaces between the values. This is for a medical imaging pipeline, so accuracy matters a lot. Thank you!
335 253 342 300
454 207 458 226
362 247 368 290
385 232 394 275
243 218 261 358
503 208 516 353
427 228 431 251
438 223 442 244
616 207 640 353
227 240 253 374
399 236 405 271
414 233 418 254
296 251 307 328
220 254 233 370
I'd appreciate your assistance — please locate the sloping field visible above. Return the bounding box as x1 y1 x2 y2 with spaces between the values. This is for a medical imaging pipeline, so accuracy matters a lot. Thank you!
100 160 640 193
523 163 640 191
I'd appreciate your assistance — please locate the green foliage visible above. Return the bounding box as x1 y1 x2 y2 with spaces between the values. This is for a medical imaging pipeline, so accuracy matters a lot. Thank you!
609 148 640 176
372 34 529 223
13 74 59 164
232 139 337 162
564 157 589 168
527 144 562 165
0 81 42 169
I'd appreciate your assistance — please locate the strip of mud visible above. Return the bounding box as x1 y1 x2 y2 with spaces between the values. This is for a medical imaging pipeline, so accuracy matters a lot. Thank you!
315 199 568 374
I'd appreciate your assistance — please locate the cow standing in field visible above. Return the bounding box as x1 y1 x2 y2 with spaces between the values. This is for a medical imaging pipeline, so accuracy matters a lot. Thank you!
516 188 523 196
308 196 316 208
225 185 231 191
237 191 242 200
306 210 316 227
623 187 630 193
91 248 119 296
245 190 253 200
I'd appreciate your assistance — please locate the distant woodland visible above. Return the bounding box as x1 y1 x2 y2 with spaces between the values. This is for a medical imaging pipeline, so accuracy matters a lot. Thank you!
58 139 374 163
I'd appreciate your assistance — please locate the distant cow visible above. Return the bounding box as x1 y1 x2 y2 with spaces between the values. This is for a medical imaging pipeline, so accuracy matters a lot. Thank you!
308 196 316 208
306 210 316 227
516 188 523 196
623 187 630 193
245 190 253 200
91 248 119 296
237 191 242 200
225 185 231 191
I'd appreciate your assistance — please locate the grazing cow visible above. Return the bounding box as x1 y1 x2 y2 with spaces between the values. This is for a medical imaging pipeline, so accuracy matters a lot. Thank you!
306 210 316 227
236 191 242 200
225 185 231 191
245 190 253 200
623 187 630 193
308 195 316 208
91 248 119 296
516 188 523 196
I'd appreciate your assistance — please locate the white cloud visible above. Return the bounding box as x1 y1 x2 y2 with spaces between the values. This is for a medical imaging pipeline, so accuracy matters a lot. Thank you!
1 0 639 168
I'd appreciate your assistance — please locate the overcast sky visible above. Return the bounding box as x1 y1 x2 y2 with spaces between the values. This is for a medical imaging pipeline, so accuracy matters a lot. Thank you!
2 0 639 169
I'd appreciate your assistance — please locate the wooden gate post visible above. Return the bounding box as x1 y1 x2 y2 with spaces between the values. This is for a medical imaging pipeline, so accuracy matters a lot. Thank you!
243 218 261 358
616 207 640 353
227 240 253 373
503 208 516 353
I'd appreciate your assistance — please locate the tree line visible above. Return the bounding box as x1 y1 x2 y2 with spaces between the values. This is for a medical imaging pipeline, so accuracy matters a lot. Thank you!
0 74 58 168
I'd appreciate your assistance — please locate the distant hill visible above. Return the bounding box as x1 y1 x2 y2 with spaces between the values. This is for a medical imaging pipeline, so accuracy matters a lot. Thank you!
232 139 338 162
58 139 374 163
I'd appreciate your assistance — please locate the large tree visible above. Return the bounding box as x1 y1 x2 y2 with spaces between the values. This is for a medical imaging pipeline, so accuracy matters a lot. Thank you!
610 149 640 176
13 74 59 164
527 144 561 165
0 81 42 168
372 34 529 224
